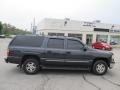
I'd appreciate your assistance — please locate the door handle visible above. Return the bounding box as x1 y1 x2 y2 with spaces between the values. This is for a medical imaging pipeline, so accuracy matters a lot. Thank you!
47 51 52 53
66 52 71 54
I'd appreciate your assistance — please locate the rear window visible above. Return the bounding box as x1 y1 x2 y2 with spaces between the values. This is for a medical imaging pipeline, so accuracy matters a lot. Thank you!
10 36 44 47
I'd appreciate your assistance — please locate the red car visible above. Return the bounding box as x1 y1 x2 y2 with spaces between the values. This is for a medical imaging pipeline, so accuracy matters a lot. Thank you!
92 42 112 51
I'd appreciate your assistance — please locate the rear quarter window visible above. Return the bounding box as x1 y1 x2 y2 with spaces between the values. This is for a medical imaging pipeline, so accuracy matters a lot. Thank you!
10 36 44 47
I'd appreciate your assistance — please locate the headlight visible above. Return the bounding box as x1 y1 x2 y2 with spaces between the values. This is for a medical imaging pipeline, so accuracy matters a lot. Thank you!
105 46 109 48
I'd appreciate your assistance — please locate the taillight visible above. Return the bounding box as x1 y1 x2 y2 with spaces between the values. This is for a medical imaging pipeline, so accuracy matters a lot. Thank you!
7 49 10 56
7 49 13 56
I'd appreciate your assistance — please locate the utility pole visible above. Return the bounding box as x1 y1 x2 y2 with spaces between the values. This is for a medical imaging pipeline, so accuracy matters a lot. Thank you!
32 18 36 35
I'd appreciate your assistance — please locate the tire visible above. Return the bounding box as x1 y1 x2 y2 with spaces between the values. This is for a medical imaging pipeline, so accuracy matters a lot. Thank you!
92 60 108 75
23 58 39 74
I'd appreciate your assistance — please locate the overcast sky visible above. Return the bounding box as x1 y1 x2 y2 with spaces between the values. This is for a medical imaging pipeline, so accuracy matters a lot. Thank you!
1 0 120 30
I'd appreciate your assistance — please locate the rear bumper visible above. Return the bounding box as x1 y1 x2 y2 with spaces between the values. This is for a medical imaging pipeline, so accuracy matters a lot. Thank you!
4 56 22 64
109 59 115 69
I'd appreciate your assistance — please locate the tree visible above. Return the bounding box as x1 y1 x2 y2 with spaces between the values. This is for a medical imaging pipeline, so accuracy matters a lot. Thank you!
0 22 3 35
1 22 31 35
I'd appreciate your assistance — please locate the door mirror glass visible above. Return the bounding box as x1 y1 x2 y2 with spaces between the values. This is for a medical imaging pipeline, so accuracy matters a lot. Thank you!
83 45 88 51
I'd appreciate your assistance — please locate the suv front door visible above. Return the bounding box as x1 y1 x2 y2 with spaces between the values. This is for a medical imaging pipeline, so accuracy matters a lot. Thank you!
64 39 92 68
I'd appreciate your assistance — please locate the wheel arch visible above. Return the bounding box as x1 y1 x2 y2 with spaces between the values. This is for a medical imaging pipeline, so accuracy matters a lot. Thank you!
92 57 110 67
21 55 40 65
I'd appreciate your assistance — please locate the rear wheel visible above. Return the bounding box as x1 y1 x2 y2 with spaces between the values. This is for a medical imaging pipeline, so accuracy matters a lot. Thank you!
92 60 108 75
23 58 40 74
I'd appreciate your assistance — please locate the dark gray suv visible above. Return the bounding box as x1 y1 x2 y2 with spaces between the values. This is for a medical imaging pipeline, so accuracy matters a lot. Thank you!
5 35 115 75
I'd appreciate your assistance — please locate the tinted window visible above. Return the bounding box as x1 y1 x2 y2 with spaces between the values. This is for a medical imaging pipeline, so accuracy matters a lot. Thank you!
68 33 82 40
10 36 44 47
47 38 64 49
67 39 83 50
94 28 109 32
48 33 64 36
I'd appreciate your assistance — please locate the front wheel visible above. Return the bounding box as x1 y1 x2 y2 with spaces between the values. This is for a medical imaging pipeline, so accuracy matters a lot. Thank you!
92 60 108 75
23 58 40 74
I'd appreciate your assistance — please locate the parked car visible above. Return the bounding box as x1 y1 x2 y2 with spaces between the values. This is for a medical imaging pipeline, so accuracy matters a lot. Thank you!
110 41 118 45
0 35 5 38
5 35 115 75
92 42 112 51
6 35 16 38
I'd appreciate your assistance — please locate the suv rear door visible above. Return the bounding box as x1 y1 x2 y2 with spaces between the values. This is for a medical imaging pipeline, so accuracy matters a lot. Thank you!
43 37 66 67
64 39 92 68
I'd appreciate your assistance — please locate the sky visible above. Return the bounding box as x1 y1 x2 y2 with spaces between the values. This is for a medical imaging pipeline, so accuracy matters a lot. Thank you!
1 0 120 31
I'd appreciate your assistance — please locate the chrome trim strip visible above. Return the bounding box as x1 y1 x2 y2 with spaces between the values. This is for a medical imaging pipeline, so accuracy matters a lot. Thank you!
41 58 47 59
41 58 92 63
65 61 90 63
45 60 64 62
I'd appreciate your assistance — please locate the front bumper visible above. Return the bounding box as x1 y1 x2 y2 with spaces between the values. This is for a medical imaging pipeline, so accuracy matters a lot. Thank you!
109 59 115 69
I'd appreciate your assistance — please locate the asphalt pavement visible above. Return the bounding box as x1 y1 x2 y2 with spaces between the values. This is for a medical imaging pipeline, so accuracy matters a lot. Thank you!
0 38 120 90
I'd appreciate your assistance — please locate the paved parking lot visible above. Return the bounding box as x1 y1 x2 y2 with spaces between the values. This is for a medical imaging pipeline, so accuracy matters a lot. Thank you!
0 38 120 90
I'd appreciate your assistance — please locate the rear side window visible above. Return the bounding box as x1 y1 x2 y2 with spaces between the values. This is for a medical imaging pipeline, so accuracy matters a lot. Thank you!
67 39 83 50
10 36 44 47
47 38 64 49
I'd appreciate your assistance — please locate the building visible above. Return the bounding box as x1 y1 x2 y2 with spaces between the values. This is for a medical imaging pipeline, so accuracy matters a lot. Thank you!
36 18 120 45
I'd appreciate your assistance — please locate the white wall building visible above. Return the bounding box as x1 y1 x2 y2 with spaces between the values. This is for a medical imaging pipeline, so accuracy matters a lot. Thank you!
36 18 120 45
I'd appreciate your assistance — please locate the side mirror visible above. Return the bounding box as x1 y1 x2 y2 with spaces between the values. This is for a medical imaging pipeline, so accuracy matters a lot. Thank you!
83 46 87 51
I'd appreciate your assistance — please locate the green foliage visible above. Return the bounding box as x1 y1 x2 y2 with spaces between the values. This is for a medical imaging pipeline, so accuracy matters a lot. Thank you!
0 22 3 35
0 22 32 36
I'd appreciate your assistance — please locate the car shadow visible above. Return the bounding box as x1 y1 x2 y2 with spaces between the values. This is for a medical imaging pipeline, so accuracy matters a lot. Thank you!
38 69 90 75
8 66 92 76
7 66 115 77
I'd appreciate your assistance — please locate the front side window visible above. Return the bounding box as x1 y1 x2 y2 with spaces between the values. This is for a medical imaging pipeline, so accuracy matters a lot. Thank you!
47 38 64 49
67 39 83 50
